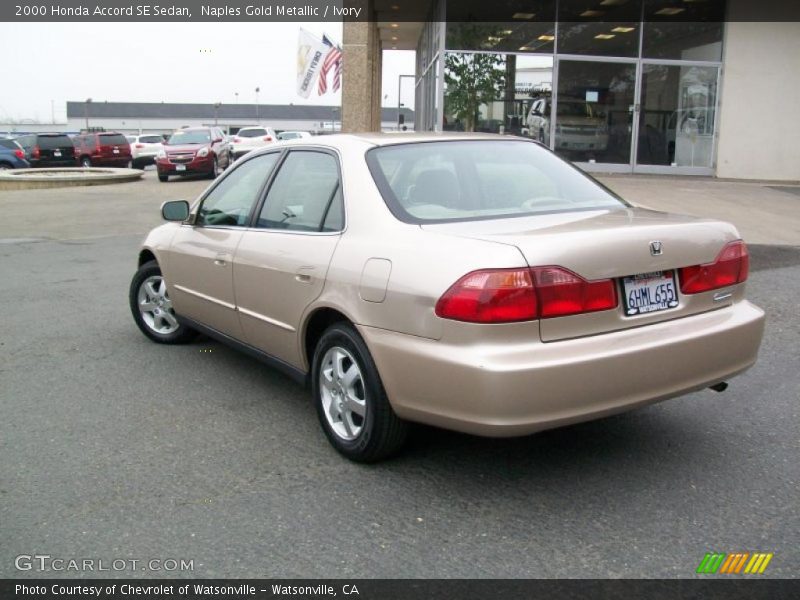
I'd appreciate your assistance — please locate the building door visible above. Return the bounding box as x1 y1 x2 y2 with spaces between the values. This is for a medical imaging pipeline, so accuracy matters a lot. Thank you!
553 57 639 173
634 63 719 175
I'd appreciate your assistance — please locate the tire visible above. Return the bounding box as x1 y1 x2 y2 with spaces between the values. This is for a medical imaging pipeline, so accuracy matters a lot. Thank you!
80 156 92 168
129 260 196 344
311 323 408 462
158 173 169 182
0 162 12 170
208 157 219 179
125 159 133 169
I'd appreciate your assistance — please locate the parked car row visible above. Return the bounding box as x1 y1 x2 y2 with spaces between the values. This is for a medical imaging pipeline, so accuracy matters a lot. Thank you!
1 127 313 172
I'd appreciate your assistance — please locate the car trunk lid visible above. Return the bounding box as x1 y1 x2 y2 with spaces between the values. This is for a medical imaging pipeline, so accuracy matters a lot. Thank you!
422 207 743 341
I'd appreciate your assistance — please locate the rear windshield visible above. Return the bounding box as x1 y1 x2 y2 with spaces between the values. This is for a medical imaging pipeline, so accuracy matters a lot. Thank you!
167 130 210 145
238 128 268 138
139 135 163 144
366 140 625 224
99 134 128 145
0 139 20 150
38 135 73 150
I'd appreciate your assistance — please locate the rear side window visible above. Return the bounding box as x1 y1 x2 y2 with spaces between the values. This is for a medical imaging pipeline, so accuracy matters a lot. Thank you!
239 128 268 138
38 135 73 150
366 140 625 223
99 134 128 145
257 151 343 232
0 139 20 150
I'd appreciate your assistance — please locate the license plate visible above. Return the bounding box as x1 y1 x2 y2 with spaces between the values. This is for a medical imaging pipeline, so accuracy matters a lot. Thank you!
54 151 61 157
113 148 120 154
622 270 679 316
175 164 186 171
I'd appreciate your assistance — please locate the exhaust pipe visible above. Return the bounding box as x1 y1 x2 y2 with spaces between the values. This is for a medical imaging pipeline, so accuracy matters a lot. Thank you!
709 382 728 392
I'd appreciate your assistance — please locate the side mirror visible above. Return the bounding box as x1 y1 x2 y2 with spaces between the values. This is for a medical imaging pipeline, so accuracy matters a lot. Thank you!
161 200 190 222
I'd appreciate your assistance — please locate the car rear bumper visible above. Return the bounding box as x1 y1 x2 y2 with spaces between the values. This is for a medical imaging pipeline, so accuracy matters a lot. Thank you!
359 300 765 437
90 157 132 167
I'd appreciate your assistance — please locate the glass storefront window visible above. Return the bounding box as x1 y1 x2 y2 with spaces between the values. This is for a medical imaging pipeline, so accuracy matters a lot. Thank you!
642 1 725 60
446 1 556 53
637 64 718 167
554 60 636 164
557 0 642 57
443 52 553 135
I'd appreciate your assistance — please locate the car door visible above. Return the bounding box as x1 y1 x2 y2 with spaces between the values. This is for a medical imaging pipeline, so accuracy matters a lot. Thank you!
233 149 345 368
164 152 280 339
210 128 229 168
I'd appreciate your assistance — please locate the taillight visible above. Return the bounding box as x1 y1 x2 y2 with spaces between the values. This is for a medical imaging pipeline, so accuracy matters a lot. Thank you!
14 149 24 159
263 136 273 141
135 143 145 148
435 269 537 323
679 240 749 294
530 267 618 318
233 137 241 143
32 145 40 159
435 266 618 323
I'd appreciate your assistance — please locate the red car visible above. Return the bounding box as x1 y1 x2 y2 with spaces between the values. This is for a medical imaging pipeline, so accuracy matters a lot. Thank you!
73 132 133 168
156 127 232 182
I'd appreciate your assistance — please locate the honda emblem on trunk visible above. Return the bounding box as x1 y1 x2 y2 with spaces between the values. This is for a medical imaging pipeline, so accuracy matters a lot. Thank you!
650 241 663 256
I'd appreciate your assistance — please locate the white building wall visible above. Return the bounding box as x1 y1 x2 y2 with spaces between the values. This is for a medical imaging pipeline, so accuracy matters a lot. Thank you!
717 16 800 180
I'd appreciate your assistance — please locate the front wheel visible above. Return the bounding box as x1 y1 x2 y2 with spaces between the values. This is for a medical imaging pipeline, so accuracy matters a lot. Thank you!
208 157 219 179
158 173 168 182
312 323 408 462
129 260 196 344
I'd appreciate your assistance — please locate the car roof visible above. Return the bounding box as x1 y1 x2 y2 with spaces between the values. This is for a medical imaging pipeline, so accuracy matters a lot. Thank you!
269 131 529 152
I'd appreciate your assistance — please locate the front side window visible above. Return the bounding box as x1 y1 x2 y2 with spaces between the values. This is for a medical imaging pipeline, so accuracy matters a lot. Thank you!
367 140 625 223
256 151 343 232
197 153 279 227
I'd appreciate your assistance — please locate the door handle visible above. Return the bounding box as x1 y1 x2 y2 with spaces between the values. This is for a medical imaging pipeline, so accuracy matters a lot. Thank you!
214 252 228 266
295 267 314 283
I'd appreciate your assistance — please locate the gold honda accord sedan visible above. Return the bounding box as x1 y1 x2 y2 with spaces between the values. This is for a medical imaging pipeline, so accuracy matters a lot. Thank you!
130 133 765 461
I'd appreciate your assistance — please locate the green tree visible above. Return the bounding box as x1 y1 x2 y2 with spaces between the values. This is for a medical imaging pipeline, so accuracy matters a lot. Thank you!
445 51 506 132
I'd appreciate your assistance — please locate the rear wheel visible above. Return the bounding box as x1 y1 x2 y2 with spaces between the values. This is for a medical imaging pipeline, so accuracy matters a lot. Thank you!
80 156 91 168
0 162 12 170
125 159 133 169
129 260 196 344
312 323 408 462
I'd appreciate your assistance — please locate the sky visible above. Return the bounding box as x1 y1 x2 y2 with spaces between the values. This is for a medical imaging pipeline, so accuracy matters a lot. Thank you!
0 22 417 123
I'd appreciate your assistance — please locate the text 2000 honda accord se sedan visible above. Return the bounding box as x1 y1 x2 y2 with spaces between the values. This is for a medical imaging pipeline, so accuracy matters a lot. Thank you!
129 133 765 462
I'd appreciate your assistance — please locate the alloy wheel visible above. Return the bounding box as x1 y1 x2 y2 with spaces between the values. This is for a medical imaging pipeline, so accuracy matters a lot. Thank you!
136 275 179 335
319 346 367 441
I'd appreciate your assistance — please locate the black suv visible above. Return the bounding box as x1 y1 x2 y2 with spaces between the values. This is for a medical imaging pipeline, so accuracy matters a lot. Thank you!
15 133 76 168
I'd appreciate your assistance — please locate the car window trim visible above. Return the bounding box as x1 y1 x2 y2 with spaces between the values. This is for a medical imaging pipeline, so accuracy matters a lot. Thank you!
191 149 286 230
247 146 346 235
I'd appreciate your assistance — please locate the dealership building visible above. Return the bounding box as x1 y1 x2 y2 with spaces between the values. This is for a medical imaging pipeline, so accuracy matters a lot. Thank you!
342 0 799 181
55 102 414 136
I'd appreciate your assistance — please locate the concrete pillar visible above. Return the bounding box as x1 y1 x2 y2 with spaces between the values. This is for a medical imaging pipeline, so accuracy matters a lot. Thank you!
342 2 382 133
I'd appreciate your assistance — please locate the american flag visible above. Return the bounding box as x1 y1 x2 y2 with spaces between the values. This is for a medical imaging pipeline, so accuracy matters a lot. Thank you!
318 34 342 95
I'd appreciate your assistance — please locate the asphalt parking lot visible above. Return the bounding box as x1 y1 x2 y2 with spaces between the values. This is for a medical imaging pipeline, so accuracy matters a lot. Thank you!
1 170 798 578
